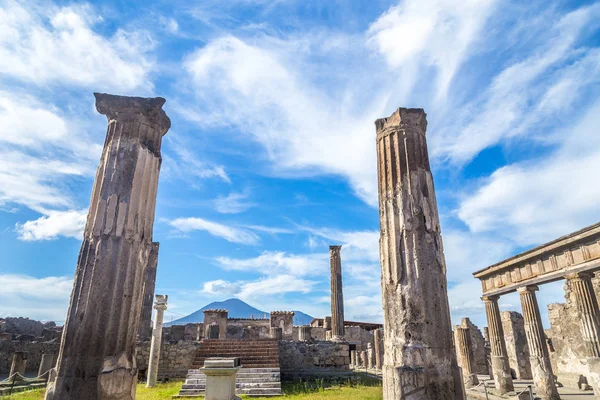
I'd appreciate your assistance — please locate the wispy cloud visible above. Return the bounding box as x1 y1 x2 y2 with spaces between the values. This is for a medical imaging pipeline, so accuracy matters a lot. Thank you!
214 191 256 214
168 217 260 245
215 251 328 276
16 209 87 241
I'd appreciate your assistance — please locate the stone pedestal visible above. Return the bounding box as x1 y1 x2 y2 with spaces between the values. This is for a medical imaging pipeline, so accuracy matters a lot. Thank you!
455 327 479 388
10 352 27 377
329 246 345 340
374 329 383 369
202 358 241 400
518 286 559 400
484 296 514 394
270 327 282 340
298 326 312 342
138 243 159 341
38 354 54 380
207 325 220 339
146 295 168 388
44 93 170 400
375 108 464 399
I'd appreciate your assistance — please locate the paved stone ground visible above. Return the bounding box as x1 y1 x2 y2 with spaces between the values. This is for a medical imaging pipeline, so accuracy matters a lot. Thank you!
467 375 594 399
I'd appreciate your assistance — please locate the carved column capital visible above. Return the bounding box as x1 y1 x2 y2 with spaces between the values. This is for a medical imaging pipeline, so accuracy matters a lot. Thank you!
94 93 171 135
482 294 500 303
565 271 595 282
517 285 539 294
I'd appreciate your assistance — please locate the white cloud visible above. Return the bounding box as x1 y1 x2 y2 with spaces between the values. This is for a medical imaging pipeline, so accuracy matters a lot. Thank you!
215 251 328 276
0 274 72 322
163 136 230 184
215 191 255 214
202 279 241 295
0 1 154 91
201 275 316 303
168 217 259 245
16 209 87 241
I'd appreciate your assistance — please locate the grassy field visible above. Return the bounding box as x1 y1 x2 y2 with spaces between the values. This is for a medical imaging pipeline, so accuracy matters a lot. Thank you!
5 378 383 399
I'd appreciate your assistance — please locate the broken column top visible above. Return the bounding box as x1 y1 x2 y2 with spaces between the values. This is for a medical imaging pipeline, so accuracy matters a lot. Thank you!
94 92 171 135
374 107 427 134
329 245 342 253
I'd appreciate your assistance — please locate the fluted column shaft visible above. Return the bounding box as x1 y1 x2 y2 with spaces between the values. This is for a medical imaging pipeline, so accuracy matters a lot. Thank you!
376 108 463 399
374 329 383 369
455 327 479 388
483 295 514 394
330 246 345 339
146 295 167 388
518 286 559 400
567 272 600 357
138 243 159 340
45 94 170 400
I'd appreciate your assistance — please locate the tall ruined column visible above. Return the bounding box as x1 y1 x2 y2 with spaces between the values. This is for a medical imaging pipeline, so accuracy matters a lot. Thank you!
517 286 559 400
455 327 479 388
374 329 383 369
483 295 514 394
138 243 159 341
376 108 463 399
566 272 600 357
146 295 167 388
45 94 170 400
330 245 345 339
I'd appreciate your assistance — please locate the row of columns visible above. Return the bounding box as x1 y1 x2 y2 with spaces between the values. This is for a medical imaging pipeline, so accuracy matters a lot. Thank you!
482 271 600 399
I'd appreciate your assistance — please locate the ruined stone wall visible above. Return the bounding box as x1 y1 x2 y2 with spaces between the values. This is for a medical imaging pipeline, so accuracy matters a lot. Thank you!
500 311 532 379
0 341 60 373
278 340 350 381
343 326 373 351
290 326 326 341
136 341 200 380
227 320 270 339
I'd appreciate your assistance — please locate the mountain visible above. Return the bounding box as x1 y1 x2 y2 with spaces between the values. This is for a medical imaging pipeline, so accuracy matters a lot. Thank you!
164 298 314 327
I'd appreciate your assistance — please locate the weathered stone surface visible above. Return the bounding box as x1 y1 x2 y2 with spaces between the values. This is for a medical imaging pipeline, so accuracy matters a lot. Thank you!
518 286 559 400
1 318 44 338
138 243 159 341
350 350 357 367
146 295 167 388
204 310 228 340
270 327 283 340
367 343 375 369
484 296 515 394
460 318 487 375
9 351 27 377
329 246 345 339
298 326 312 342
270 311 294 340
375 108 463 399
38 354 54 380
454 327 478 388
278 340 350 380
500 311 532 379
44 93 170 400
324 316 332 331
374 328 383 369
207 325 220 339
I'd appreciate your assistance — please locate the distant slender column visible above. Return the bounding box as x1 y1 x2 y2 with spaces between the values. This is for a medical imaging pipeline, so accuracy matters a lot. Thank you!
376 108 464 399
455 327 479 388
374 329 383 369
330 246 345 339
517 286 559 400
138 243 159 341
566 272 600 357
367 343 375 369
299 326 312 342
45 94 170 400
351 350 357 367
146 295 168 388
38 354 55 380
270 327 282 340
360 351 368 368
9 352 27 377
324 316 332 330
483 295 514 394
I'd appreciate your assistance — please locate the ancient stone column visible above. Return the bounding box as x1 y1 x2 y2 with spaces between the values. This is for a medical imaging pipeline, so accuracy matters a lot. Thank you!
376 108 464 399
374 329 383 369
325 331 332 341
483 327 490 346
483 295 514 394
38 354 55 380
298 326 312 342
330 246 345 339
45 93 170 400
138 243 159 341
270 327 282 340
207 324 220 339
10 352 27 377
360 351 368 368
517 286 559 400
367 343 375 369
146 295 168 388
566 272 600 357
455 327 479 388
324 316 332 331
351 350 357 367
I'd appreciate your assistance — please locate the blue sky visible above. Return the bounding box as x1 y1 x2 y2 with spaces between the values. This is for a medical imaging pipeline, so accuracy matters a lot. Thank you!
1 0 600 329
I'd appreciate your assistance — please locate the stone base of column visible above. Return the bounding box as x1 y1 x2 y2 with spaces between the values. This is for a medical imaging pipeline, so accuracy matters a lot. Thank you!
382 363 463 399
530 356 560 400
587 357 600 397
464 372 479 388
490 355 514 394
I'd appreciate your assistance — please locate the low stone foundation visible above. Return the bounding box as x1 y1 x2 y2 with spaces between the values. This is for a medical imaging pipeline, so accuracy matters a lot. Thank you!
278 340 350 381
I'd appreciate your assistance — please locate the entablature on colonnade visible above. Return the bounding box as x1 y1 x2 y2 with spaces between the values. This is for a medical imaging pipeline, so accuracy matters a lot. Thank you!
473 222 600 296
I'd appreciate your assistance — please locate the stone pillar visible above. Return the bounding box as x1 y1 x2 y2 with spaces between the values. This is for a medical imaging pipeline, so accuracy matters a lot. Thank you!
10 352 27 377
270 327 282 340
298 326 312 342
323 316 332 330
566 272 600 357
360 351 368 368
374 329 383 369
351 350 357 367
38 354 55 380
44 93 170 400
500 311 532 379
517 286 559 400
138 243 159 341
325 331 332 341
329 246 345 339
376 108 463 399
146 295 168 388
207 324 220 339
203 310 228 340
455 327 479 388
367 343 375 369
483 295 514 394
